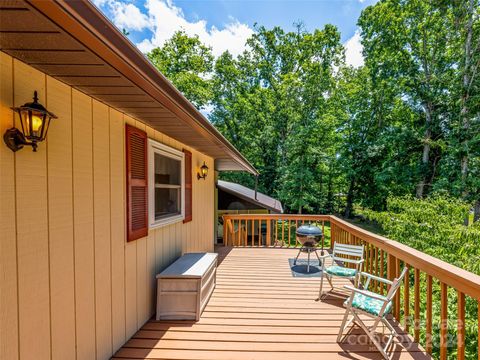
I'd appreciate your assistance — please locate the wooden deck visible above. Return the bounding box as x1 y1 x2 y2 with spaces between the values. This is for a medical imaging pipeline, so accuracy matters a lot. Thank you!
112 247 430 360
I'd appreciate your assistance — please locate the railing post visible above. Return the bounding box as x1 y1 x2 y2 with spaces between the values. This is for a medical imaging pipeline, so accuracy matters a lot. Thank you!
477 301 480 360
457 291 465 360
387 254 396 284
223 217 228 246
266 219 271 247
394 258 401 320
330 222 334 249
387 254 399 318
440 282 448 360
426 275 433 354
414 268 420 342
251 220 255 247
403 265 410 332
288 220 291 247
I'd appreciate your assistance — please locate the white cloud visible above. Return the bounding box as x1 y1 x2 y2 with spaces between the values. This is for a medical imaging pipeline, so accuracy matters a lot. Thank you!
102 0 253 58
109 2 150 31
344 30 364 68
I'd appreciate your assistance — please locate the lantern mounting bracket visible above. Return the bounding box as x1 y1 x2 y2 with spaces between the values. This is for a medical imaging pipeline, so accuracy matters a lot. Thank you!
3 127 38 152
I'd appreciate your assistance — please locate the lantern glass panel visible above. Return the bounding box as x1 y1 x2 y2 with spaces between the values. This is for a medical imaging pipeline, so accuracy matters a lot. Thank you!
31 112 44 138
42 116 51 140
201 164 208 177
18 110 28 137
21 110 46 140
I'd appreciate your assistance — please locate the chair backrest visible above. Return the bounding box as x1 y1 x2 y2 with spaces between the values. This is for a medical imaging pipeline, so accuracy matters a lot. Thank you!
385 266 409 301
332 242 364 264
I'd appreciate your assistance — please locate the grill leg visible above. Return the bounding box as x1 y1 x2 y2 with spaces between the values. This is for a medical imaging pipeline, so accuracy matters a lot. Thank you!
294 247 302 265
307 250 311 273
314 249 321 266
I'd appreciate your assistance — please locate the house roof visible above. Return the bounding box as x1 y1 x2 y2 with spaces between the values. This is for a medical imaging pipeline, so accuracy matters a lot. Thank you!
217 180 283 213
0 0 257 175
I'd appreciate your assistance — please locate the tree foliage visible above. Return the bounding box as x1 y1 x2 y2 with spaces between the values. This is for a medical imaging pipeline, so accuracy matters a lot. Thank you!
211 24 343 213
146 1 480 220
147 30 214 109
356 196 480 359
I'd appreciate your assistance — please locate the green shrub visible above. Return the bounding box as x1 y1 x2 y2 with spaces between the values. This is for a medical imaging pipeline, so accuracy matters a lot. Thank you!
356 196 480 359
357 196 480 274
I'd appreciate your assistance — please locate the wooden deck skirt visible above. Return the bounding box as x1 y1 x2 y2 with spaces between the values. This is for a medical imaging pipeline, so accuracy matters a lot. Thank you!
112 247 429 360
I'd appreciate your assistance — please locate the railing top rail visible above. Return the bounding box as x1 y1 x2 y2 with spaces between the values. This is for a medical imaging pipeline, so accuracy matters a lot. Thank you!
222 214 330 221
329 216 480 300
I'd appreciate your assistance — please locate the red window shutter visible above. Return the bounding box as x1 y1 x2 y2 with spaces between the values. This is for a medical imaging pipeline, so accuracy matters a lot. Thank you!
126 124 148 241
183 149 192 223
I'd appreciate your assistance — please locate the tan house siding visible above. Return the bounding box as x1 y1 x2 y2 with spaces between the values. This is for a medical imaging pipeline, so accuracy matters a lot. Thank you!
0 52 215 360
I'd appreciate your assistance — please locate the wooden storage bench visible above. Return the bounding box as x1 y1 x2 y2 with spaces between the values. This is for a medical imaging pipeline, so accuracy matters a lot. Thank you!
156 252 218 321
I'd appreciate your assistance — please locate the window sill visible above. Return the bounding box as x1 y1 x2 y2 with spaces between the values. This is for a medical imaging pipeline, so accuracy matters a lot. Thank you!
149 214 185 230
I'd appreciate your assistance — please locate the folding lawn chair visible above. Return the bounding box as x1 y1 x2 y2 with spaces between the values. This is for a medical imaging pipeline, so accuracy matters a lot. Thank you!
317 242 364 301
337 267 409 360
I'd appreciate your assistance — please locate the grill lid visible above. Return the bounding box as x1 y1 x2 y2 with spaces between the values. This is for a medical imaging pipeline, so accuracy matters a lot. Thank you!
296 225 322 237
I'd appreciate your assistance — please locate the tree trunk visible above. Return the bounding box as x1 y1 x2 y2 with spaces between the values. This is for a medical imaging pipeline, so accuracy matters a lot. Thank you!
416 102 433 198
326 169 333 213
474 200 480 223
460 0 474 196
344 178 355 218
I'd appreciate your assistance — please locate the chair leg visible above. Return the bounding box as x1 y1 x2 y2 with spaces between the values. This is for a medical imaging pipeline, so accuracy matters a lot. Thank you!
381 318 398 352
326 274 334 289
354 313 390 360
318 273 325 300
337 306 352 342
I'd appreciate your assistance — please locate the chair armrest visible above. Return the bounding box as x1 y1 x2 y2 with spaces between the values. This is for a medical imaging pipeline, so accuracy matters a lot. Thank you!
343 285 389 302
319 253 332 259
359 272 393 285
350 259 365 265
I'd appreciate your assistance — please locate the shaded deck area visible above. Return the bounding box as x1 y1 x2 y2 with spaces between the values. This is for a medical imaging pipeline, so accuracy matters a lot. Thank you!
113 247 430 359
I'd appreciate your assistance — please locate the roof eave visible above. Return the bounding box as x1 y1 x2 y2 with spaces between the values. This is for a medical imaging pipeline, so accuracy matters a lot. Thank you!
26 0 258 175
217 182 283 213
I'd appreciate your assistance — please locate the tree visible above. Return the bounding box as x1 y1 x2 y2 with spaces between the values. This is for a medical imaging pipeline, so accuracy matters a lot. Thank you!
147 31 214 109
152 3 480 220
452 0 480 220
359 0 455 199
210 24 343 213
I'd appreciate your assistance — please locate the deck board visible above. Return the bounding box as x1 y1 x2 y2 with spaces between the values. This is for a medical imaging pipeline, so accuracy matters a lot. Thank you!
112 247 430 360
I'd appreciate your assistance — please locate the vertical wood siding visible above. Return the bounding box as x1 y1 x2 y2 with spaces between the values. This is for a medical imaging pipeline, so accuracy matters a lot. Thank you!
0 53 215 360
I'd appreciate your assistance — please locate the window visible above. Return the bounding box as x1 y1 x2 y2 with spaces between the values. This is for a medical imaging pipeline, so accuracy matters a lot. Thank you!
148 139 185 228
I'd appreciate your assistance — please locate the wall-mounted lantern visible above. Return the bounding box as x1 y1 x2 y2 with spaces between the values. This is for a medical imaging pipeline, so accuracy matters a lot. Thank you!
197 161 209 180
4 91 57 152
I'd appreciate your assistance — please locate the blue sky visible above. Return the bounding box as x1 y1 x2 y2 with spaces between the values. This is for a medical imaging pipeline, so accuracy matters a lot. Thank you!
172 0 375 41
93 0 375 66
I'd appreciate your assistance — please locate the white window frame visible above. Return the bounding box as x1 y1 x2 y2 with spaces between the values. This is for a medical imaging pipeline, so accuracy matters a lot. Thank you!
148 139 185 229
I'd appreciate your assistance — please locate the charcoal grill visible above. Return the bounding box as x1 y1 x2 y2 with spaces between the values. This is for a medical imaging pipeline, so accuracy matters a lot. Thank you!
294 224 323 273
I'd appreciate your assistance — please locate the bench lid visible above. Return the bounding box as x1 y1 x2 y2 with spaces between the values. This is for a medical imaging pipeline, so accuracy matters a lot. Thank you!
157 252 218 279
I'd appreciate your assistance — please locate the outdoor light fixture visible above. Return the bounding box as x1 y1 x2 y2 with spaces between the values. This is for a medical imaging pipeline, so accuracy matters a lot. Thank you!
197 161 209 180
4 91 57 152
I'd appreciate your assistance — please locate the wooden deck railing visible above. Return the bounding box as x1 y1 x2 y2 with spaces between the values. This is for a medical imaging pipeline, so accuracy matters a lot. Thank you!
222 214 330 247
222 214 480 360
